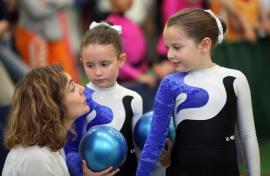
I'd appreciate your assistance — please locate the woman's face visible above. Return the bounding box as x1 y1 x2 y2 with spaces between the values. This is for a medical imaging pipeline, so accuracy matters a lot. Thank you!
62 74 90 122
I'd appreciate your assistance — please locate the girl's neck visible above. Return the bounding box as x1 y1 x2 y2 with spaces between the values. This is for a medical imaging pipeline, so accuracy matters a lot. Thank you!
190 62 217 74
89 82 118 91
195 56 214 71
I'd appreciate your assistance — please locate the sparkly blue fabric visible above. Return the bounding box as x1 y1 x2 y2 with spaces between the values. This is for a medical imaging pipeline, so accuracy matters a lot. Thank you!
83 87 113 131
175 73 208 113
136 72 208 176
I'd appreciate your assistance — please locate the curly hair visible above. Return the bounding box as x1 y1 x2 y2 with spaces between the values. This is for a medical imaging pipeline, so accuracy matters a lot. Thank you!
4 64 69 151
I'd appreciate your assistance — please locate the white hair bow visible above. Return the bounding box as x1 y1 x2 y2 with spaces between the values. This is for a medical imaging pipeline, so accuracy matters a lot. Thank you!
205 9 224 44
89 21 122 34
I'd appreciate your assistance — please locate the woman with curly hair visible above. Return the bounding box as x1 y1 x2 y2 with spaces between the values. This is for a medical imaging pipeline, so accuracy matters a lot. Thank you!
2 64 118 176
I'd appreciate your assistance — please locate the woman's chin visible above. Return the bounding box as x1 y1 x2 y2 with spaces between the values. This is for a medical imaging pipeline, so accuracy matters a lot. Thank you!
83 106 90 114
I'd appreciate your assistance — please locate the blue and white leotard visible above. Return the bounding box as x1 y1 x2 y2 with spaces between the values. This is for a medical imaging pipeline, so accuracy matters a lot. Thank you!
65 82 143 176
136 64 260 176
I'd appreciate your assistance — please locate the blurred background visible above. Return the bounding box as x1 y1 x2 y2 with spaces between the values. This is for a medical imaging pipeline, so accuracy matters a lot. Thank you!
1 0 269 174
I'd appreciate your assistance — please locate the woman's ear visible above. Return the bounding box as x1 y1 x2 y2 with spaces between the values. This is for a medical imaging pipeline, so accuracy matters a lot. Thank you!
199 37 212 53
119 53 126 67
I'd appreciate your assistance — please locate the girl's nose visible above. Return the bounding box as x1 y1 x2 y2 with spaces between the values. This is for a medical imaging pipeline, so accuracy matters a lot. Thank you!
167 48 174 61
95 67 102 76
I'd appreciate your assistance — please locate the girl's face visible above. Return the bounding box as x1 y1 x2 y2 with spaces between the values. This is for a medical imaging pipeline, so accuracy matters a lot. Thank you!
81 44 126 88
163 25 204 72
110 0 133 13
62 74 90 122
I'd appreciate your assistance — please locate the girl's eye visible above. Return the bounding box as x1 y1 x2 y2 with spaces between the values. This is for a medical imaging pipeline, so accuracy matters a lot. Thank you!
86 64 93 68
173 46 181 50
101 62 110 67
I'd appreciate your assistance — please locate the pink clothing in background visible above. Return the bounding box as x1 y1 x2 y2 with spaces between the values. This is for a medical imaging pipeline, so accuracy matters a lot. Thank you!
107 14 148 81
157 0 202 56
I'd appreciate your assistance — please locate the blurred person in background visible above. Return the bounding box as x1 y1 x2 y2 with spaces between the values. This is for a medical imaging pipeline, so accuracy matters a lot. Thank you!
152 0 203 79
258 0 270 37
106 0 158 113
209 0 269 43
0 0 29 82
0 0 15 106
0 0 29 172
14 0 80 82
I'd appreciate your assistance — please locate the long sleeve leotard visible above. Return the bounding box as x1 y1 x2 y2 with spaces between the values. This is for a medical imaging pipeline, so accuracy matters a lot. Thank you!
136 64 260 176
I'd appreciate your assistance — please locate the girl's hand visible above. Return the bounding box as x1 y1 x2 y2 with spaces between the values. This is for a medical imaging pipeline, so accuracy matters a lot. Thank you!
152 61 174 79
159 138 173 167
137 73 157 88
82 160 120 176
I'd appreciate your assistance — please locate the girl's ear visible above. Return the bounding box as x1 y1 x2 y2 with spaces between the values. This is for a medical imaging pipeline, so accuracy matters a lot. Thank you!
80 57 83 63
199 37 212 53
119 53 126 67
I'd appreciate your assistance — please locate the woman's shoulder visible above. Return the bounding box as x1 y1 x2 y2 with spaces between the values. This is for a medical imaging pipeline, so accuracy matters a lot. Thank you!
3 146 68 176
4 145 55 170
10 145 54 160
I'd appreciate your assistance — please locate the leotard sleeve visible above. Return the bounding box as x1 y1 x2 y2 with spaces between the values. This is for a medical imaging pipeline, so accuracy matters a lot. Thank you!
131 93 143 131
131 92 143 158
234 71 260 176
136 78 175 176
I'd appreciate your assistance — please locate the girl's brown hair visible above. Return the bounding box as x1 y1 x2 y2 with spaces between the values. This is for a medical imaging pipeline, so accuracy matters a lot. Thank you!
80 21 123 57
166 8 227 47
4 64 68 151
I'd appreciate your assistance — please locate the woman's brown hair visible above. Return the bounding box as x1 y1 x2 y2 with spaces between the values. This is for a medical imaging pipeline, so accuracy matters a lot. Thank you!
4 64 68 151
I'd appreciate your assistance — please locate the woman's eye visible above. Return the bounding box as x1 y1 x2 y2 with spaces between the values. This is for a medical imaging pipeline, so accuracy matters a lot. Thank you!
70 84 76 92
69 82 76 92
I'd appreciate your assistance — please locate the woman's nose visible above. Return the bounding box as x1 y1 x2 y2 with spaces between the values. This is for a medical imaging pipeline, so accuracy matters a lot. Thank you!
77 84 85 95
